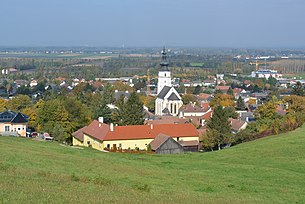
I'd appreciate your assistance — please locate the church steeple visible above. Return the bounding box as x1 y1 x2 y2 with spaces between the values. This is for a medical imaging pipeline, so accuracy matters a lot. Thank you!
157 47 171 94
160 47 169 70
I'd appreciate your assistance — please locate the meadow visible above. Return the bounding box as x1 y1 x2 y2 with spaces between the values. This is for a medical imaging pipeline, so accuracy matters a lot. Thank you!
1 126 305 203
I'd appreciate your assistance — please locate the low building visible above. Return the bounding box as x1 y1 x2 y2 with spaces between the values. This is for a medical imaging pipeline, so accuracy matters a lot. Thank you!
229 118 248 134
0 110 29 137
251 69 282 79
72 120 199 151
149 133 184 154
215 86 230 93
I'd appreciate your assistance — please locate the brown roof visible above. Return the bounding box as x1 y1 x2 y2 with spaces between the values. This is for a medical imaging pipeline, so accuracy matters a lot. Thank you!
198 93 212 100
216 86 230 91
149 133 171 150
179 140 199 147
197 127 206 135
180 103 205 113
79 120 199 141
229 118 247 132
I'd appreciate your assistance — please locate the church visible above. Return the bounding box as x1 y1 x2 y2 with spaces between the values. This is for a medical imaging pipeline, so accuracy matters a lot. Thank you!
155 48 183 116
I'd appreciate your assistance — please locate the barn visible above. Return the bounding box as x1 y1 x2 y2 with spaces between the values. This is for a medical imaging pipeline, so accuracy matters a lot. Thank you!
149 133 184 154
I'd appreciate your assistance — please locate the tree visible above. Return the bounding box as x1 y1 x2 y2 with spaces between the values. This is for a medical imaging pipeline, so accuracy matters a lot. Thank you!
224 106 238 119
227 87 234 96
37 99 71 142
121 92 145 125
96 102 112 123
6 95 33 111
283 95 305 113
209 94 235 108
236 96 246 110
292 81 305 96
181 94 197 105
255 100 277 120
113 81 133 92
206 105 232 150
193 85 201 95
63 97 92 130
102 83 115 104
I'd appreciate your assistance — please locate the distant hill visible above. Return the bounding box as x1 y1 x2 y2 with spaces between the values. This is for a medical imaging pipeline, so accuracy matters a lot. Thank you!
1 126 305 203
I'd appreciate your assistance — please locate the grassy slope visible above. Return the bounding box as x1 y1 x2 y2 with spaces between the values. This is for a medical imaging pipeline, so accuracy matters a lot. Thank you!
1 127 305 204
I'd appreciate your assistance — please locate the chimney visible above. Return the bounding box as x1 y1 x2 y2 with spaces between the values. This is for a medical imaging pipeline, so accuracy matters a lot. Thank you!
150 124 153 129
110 123 114 132
98 117 104 123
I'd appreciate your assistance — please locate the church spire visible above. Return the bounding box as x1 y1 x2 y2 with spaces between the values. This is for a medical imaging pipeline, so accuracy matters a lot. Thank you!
160 47 169 70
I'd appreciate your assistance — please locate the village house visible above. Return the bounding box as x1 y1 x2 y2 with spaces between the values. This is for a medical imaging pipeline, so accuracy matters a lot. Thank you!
229 118 248 134
0 110 29 137
215 85 230 93
72 119 199 152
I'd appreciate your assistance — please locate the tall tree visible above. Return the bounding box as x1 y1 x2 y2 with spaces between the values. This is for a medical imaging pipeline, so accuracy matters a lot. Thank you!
121 92 145 125
227 87 234 96
206 105 232 150
193 85 201 95
236 96 246 110
37 99 70 142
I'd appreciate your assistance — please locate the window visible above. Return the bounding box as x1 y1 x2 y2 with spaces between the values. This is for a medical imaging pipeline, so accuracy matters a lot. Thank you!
177 137 180 141
107 144 110 149
87 141 91 145
14 128 16 131
5 126 10 132
18 128 21 131
119 143 122 148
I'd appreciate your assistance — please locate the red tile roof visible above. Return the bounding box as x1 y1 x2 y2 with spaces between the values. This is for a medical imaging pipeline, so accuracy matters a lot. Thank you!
79 120 199 141
216 86 230 91
202 110 213 120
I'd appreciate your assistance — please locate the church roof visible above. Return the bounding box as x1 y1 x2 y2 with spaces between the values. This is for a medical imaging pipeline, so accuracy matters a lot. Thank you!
162 108 171 115
157 86 171 99
168 93 180 100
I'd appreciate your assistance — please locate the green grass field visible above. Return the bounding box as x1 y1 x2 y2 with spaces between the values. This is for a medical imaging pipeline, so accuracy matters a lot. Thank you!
190 62 205 67
1 127 305 203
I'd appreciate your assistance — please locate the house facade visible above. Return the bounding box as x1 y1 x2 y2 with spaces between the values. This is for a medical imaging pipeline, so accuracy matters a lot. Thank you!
72 120 199 151
0 110 29 137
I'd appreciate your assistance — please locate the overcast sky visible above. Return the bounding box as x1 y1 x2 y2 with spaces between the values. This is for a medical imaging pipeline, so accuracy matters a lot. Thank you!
0 0 305 47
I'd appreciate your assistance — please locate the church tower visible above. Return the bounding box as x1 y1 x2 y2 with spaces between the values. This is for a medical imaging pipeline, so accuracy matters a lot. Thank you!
155 47 183 116
157 47 171 94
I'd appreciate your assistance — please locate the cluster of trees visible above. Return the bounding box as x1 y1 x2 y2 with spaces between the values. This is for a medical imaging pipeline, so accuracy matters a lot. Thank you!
234 96 305 144
0 82 146 143
202 88 305 151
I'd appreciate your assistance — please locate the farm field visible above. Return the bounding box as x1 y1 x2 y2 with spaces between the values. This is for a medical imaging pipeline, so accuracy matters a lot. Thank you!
1 126 305 203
